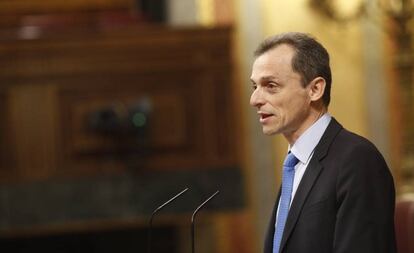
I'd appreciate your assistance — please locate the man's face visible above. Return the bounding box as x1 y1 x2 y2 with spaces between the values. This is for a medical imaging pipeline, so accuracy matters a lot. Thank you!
250 44 313 138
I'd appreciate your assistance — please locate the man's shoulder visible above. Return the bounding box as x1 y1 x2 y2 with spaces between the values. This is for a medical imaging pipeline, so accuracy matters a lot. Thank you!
323 118 384 159
328 124 394 189
337 127 372 146
330 125 386 164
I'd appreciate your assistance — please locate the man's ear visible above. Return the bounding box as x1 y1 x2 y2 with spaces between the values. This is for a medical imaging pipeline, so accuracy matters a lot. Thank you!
308 77 326 102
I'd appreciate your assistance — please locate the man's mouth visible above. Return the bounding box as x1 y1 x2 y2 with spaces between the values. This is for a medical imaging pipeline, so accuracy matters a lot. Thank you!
258 112 273 122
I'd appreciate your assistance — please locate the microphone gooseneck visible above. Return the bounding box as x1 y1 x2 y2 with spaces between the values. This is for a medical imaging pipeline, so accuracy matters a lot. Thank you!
191 190 220 253
147 187 189 253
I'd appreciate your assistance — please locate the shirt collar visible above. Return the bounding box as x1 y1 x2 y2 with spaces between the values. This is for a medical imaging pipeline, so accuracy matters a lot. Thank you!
289 113 332 164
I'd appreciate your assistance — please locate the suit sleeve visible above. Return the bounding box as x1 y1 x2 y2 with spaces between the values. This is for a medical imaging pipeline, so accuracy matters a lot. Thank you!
333 142 396 253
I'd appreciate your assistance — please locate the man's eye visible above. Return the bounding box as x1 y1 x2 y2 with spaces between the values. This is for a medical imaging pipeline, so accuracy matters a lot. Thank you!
252 84 257 90
266 83 279 91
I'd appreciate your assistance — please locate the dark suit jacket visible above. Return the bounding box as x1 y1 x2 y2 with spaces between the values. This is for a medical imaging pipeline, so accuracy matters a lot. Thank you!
264 118 397 253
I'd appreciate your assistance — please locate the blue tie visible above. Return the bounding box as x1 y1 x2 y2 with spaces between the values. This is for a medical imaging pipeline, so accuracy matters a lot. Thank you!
273 152 299 253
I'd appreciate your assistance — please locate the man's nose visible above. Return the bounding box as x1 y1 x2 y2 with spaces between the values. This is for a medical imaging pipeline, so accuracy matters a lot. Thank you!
250 87 264 108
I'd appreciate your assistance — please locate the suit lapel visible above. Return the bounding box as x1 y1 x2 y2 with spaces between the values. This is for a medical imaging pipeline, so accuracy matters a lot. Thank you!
278 118 343 252
279 158 323 250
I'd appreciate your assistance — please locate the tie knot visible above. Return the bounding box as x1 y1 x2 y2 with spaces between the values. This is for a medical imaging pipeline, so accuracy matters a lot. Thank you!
284 152 299 168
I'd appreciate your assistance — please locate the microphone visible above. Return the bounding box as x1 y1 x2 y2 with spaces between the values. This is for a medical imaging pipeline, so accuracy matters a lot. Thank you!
191 190 220 253
147 187 189 253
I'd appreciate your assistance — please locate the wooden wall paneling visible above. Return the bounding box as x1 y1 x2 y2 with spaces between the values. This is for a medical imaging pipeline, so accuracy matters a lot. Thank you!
8 84 58 181
0 30 230 80
212 73 237 163
0 90 16 181
195 70 237 167
0 0 134 15
23 27 237 176
56 76 202 175
0 25 238 178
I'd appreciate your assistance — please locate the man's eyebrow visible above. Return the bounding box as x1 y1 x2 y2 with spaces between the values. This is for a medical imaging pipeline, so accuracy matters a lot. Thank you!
252 75 276 83
261 75 276 81
250 75 278 85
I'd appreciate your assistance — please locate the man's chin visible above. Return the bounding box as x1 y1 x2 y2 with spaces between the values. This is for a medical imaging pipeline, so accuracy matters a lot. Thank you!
262 127 279 136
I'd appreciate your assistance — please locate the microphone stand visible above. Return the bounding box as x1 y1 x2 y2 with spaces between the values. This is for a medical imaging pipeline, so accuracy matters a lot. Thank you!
191 190 220 253
147 188 189 253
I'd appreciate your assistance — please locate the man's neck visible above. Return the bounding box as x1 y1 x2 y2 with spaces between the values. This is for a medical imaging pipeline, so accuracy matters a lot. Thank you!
284 109 327 145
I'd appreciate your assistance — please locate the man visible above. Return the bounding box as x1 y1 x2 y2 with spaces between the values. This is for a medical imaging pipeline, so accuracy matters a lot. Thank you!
250 32 396 253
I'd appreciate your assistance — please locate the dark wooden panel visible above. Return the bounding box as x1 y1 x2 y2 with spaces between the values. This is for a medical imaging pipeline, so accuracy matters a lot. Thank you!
0 26 237 178
57 76 200 173
0 91 15 177
4 84 60 182
0 91 8 170
62 85 190 153
0 0 133 15
0 28 231 80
